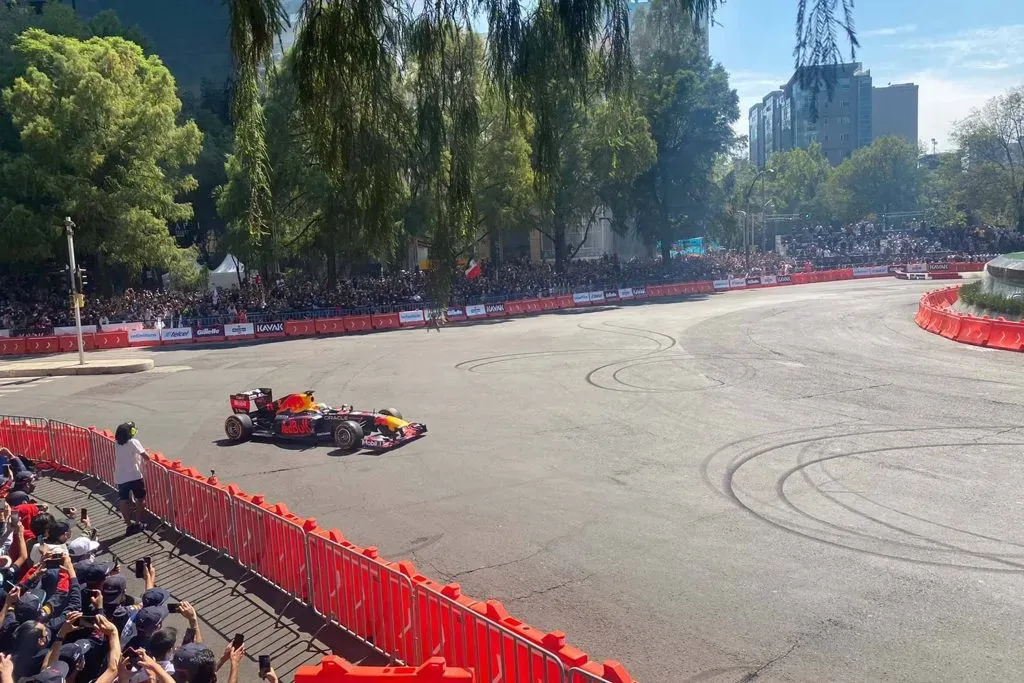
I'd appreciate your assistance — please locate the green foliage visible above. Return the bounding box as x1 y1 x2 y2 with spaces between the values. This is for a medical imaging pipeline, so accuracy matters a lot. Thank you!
0 29 202 283
765 143 832 216
957 280 1024 317
629 0 738 263
822 136 921 222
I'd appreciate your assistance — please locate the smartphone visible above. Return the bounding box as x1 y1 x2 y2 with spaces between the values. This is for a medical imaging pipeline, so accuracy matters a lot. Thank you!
231 633 244 649
45 555 64 568
80 508 88 520
134 559 145 579
78 616 96 628
166 603 180 614
258 656 271 678
143 556 152 568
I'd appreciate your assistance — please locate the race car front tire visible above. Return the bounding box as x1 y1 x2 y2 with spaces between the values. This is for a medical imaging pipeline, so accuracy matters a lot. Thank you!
333 420 364 450
225 414 253 442
378 408 402 419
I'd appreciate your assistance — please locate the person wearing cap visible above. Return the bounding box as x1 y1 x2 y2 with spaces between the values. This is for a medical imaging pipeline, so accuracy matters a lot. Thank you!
170 643 216 683
30 520 72 565
42 612 121 683
0 502 28 581
66 537 100 566
113 423 149 535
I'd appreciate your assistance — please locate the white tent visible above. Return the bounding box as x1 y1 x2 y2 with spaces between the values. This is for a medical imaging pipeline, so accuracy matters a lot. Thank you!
208 254 245 291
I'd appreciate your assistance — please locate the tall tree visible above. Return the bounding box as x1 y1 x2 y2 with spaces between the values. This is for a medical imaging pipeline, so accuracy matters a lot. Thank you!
630 0 738 264
824 135 921 222
953 87 1024 230
0 29 202 286
764 143 832 216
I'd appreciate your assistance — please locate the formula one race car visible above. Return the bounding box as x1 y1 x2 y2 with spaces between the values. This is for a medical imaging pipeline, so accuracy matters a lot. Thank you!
223 388 427 452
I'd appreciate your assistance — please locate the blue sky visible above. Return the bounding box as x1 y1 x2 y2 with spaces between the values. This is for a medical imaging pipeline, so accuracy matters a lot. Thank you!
709 0 1024 150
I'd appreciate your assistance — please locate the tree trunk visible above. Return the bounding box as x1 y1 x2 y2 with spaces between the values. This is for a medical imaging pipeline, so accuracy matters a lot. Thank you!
660 238 671 267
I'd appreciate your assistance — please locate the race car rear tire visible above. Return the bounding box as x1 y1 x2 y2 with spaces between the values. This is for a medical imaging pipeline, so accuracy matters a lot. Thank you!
224 414 253 442
333 420 364 450
378 408 402 419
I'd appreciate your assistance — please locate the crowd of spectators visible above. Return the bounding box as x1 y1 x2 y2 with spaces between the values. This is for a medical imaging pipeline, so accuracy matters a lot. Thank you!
1 223 1019 333
0 445 275 683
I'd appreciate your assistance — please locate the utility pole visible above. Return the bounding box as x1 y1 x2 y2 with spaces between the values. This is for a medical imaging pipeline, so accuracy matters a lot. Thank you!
64 217 85 366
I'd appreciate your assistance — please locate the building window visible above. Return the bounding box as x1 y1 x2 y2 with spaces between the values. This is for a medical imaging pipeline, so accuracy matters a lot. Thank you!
840 132 850 142
841 100 850 109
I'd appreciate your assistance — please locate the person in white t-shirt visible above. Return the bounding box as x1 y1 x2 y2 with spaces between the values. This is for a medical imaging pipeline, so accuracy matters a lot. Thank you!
114 422 149 535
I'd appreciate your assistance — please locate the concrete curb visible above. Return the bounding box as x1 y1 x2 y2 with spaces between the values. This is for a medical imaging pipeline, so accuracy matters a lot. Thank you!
0 358 154 377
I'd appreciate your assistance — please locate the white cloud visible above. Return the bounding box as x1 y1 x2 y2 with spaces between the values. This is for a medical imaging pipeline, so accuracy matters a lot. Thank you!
890 70 1008 151
861 24 917 38
902 24 1024 71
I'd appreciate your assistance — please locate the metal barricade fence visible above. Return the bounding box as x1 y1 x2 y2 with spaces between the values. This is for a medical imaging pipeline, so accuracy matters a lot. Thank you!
87 430 116 487
307 533 418 664
0 420 616 683
0 416 53 463
166 469 234 554
414 584 567 683
48 421 93 474
232 495 310 602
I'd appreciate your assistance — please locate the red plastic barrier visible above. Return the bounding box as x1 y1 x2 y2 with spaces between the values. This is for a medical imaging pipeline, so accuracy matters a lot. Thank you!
24 336 59 354
285 320 317 337
988 319 1024 351
556 295 574 309
88 428 116 486
393 564 479 668
646 285 667 297
520 299 541 314
468 600 582 681
0 338 26 355
59 334 95 352
295 656 472 683
925 309 945 334
167 467 235 553
140 455 174 522
571 662 634 683
0 418 52 462
504 301 524 315
372 313 401 330
939 312 961 339
344 316 373 333
316 318 347 335
955 316 993 347
791 273 811 285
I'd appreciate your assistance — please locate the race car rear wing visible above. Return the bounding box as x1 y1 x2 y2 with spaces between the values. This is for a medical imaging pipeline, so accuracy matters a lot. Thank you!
230 388 274 414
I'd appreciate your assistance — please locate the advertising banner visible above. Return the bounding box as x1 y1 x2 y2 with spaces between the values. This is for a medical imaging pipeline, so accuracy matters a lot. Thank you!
746 277 761 286
907 272 929 280
778 275 793 284
852 267 873 278
588 291 605 303
159 327 193 342
713 280 730 290
572 292 590 304
445 307 466 319
760 275 778 285
194 324 224 339
254 322 286 336
100 322 144 333
871 265 890 275
618 288 634 300
729 278 747 289
127 329 160 344
485 303 505 315
907 263 928 273
928 262 950 271
604 291 619 302
466 304 486 318
54 325 98 336
632 287 647 298
224 323 255 338
0 330 8 338
398 310 425 324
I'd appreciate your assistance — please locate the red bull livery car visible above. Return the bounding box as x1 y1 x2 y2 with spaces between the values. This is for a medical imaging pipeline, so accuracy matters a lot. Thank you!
223 388 427 452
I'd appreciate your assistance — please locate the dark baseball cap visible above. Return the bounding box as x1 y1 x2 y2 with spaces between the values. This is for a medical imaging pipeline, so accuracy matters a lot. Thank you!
14 471 35 483
15 587 47 622
172 644 215 678
76 561 115 585
59 640 94 669
101 575 127 604
24 662 69 683
6 490 30 506
141 587 170 608
136 605 168 632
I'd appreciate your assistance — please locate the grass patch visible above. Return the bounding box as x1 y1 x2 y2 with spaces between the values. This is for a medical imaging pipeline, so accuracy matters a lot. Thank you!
957 280 1024 316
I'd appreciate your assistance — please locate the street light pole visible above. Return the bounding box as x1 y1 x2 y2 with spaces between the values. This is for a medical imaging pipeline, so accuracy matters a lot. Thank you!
64 217 85 366
744 168 774 268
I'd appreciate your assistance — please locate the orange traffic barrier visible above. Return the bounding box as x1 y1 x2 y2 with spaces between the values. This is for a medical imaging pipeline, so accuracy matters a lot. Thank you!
296 656 472 683
504 301 524 315
988 319 1024 351
316 318 348 335
286 320 317 336
556 295 574 309
372 313 401 330
939 312 961 339
59 334 95 352
94 330 129 349
49 421 92 474
344 315 373 333
0 338 26 355
25 336 60 354
168 467 235 553
954 316 993 347
232 492 315 602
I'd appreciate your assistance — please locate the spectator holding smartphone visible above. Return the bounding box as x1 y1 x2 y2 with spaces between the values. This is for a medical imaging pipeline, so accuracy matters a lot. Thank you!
113 423 148 536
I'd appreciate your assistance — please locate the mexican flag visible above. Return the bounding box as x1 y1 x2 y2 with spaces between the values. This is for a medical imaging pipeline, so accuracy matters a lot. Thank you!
465 260 481 279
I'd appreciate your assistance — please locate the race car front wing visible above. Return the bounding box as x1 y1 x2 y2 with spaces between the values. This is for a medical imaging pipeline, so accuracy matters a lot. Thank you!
361 423 428 452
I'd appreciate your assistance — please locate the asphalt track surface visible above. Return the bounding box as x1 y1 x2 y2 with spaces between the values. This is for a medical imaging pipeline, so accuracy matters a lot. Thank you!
4 277 1024 682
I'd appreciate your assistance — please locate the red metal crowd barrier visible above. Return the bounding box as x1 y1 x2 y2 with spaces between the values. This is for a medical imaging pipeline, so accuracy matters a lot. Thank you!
0 418 632 683
295 656 472 683
317 318 347 335
373 313 401 330
345 316 373 333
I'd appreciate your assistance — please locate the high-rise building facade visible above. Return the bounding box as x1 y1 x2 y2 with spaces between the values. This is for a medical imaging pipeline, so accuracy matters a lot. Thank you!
872 83 919 145
750 62 893 167
748 103 765 168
